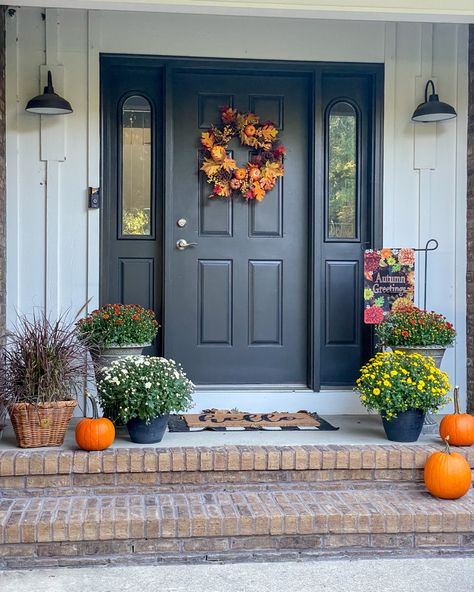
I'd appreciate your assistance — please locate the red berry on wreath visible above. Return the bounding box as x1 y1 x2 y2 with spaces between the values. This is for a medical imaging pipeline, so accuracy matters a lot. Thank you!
210 146 226 163
244 124 256 137
234 168 247 180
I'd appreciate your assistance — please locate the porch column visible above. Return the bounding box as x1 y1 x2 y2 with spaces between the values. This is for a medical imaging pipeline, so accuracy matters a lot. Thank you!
468 24 474 414
0 7 5 342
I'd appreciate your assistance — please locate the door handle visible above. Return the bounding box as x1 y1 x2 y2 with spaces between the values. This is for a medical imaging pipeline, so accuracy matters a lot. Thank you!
176 239 198 251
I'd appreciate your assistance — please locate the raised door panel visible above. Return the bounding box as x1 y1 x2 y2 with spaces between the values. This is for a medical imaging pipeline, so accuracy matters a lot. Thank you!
118 258 154 310
325 261 358 345
198 260 233 345
248 260 283 346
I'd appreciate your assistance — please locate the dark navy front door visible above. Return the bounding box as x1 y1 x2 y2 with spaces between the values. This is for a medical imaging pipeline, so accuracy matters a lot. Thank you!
166 70 310 385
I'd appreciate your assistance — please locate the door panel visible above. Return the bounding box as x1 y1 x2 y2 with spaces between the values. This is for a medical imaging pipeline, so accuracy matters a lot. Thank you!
166 71 310 385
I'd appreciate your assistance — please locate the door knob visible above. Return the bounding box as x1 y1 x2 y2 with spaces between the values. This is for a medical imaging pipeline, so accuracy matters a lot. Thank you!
176 239 198 250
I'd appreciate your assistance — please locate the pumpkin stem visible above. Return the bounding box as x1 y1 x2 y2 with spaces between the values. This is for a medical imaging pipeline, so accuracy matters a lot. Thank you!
453 386 460 414
85 391 99 420
443 435 452 455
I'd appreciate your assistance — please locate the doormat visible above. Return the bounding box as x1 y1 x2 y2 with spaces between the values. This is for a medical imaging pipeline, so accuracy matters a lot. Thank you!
168 410 339 432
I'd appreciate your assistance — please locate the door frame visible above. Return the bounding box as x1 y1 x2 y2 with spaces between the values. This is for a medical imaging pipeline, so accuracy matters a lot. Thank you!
100 54 384 391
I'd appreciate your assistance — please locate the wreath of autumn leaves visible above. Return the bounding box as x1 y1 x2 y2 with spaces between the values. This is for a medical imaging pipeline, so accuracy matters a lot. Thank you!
200 106 285 202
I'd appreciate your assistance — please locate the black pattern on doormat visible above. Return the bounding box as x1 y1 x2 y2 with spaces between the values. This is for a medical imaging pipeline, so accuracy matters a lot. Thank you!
168 411 339 432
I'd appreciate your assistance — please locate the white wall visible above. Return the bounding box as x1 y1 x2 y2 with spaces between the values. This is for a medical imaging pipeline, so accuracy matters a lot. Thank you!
5 8 469 413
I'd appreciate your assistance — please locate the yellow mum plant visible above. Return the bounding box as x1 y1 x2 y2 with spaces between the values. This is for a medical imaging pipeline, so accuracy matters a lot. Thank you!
355 351 451 420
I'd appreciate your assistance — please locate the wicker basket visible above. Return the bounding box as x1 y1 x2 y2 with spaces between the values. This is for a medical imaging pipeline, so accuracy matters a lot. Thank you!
9 400 77 448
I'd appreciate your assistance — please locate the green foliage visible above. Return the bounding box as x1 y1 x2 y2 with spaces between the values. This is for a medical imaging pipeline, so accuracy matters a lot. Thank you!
122 208 150 236
97 356 194 423
328 114 356 238
375 308 456 347
355 351 452 419
76 304 159 347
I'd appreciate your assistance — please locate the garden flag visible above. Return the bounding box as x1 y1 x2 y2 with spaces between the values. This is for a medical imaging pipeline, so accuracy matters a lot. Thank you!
363 248 415 324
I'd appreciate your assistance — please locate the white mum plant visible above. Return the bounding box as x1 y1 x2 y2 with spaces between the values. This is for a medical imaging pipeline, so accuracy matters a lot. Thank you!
97 356 194 424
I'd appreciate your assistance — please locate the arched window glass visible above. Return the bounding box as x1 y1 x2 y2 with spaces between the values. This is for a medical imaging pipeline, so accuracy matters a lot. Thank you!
122 95 152 236
327 102 357 240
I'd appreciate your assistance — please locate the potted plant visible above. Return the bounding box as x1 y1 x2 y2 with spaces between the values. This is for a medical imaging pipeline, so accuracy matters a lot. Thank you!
97 355 194 443
0 313 90 448
375 307 456 369
76 303 159 365
355 350 451 442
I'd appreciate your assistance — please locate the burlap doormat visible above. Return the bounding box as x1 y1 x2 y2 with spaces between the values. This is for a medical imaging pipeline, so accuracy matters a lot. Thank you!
168 409 339 432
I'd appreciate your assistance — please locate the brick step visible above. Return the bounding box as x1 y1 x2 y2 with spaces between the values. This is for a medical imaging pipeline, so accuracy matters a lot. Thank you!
0 484 473 568
1 445 473 492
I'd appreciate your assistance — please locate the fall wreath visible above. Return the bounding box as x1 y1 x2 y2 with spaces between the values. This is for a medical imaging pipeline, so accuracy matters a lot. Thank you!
200 106 285 202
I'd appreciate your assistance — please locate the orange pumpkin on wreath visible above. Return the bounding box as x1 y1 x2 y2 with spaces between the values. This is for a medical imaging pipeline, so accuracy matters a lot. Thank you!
200 106 285 202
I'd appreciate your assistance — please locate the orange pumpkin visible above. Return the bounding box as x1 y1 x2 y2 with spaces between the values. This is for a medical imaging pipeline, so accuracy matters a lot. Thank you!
424 438 472 499
244 124 256 137
75 393 115 451
234 168 247 180
439 386 474 446
210 145 226 163
248 167 261 181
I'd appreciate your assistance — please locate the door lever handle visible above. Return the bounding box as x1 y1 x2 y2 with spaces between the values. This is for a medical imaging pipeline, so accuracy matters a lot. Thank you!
176 239 198 251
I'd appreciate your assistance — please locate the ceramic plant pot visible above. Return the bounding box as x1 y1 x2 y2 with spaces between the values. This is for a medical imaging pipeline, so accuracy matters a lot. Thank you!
92 343 151 371
126 414 170 444
390 346 446 369
381 408 425 442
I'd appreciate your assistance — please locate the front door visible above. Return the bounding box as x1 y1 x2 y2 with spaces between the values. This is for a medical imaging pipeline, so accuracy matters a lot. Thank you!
101 57 382 390
166 70 310 385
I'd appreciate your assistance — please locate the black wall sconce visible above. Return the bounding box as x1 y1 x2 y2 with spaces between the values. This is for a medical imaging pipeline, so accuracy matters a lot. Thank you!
25 70 73 115
411 80 456 123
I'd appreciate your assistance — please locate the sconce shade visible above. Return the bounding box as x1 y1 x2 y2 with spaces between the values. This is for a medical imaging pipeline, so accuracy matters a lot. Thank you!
25 70 73 115
411 80 456 123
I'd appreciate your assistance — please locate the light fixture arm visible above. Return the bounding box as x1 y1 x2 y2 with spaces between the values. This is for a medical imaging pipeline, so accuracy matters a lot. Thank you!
46 70 54 93
424 79 436 103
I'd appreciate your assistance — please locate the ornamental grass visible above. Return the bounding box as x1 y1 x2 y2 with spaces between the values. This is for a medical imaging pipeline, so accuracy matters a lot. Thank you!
97 356 194 424
355 351 451 420
0 312 90 406
76 304 159 347
375 307 456 348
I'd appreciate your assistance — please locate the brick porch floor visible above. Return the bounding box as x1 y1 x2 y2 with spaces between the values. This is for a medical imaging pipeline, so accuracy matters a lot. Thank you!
0 414 448 450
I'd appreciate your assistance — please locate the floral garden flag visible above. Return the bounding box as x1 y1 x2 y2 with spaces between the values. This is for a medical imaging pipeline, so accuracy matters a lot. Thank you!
363 248 415 324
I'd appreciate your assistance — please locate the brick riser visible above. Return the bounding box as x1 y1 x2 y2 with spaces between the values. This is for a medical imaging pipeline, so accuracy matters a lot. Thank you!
1 485 473 568
0 469 431 495
0 445 473 568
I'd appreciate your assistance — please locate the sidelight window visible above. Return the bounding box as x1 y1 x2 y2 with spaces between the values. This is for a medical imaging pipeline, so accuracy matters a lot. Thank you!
327 101 358 240
121 95 152 237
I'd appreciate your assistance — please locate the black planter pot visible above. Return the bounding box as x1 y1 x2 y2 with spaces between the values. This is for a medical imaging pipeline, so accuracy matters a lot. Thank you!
126 414 170 444
381 409 425 442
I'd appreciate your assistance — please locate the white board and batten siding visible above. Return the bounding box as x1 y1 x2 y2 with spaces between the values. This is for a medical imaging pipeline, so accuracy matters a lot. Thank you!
5 8 469 413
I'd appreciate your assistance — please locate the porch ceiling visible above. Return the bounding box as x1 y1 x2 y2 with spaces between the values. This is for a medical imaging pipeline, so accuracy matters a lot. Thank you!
9 0 474 23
